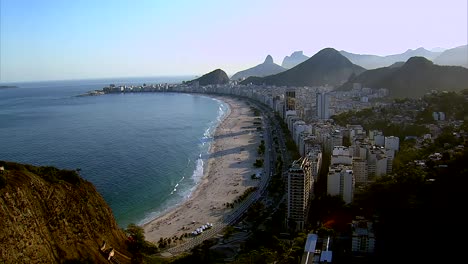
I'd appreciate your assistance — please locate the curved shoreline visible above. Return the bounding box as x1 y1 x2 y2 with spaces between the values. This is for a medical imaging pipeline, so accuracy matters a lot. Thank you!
143 94 262 244
136 96 230 227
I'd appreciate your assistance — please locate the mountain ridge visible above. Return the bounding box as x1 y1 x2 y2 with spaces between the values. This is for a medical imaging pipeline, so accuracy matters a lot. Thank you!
339 47 442 69
241 48 366 87
281 51 309 69
339 56 468 98
433 45 468 68
231 55 286 81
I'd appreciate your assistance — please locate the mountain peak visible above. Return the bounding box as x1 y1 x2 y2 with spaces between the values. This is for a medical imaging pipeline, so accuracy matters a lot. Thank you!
291 51 304 57
281 51 309 69
242 47 365 87
230 57 286 81
405 56 434 67
189 69 229 85
316 47 340 56
264 55 274 64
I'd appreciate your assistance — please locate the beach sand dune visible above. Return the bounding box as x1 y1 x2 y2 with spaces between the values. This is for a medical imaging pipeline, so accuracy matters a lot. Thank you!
143 96 262 244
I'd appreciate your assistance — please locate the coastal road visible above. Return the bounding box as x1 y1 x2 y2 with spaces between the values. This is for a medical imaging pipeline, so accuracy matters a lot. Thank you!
165 97 274 255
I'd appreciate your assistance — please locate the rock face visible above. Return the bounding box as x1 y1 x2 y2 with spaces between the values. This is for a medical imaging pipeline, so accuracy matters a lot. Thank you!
241 48 366 87
230 55 286 81
188 69 229 86
281 51 309 69
0 161 131 264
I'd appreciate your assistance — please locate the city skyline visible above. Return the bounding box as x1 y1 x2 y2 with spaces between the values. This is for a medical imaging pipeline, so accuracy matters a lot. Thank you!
1 0 467 83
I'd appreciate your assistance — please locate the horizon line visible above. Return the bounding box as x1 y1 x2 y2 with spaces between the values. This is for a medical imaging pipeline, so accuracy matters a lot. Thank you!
0 74 201 85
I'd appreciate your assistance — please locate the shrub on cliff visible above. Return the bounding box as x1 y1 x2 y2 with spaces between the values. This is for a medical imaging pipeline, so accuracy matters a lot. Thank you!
25 165 81 185
0 174 6 189
125 223 158 262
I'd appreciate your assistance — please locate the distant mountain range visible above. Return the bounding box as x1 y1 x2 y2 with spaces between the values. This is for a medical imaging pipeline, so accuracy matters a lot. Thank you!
231 55 286 81
339 47 443 69
188 69 229 86
338 56 468 98
433 45 468 68
190 45 467 99
339 45 467 69
241 48 366 87
281 51 309 69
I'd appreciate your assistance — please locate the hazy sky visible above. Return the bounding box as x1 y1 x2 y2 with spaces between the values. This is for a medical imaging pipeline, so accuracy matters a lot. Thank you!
1 0 467 82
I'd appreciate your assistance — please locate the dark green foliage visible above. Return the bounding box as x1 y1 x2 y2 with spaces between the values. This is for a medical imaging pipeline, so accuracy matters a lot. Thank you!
0 174 6 189
223 226 235 239
257 140 265 155
253 159 263 167
25 165 81 185
417 91 468 122
268 155 284 195
125 223 158 263
0 161 82 185
332 105 431 140
170 239 219 264
235 231 308 264
244 201 265 222
250 107 261 116
353 147 468 262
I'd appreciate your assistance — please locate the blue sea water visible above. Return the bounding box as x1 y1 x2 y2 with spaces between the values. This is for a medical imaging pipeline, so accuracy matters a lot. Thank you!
0 77 229 228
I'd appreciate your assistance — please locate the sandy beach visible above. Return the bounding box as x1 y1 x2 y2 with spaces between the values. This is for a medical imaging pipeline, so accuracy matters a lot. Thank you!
143 95 262 244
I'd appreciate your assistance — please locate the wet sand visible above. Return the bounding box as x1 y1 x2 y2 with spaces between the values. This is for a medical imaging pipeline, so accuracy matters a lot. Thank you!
143 95 262 243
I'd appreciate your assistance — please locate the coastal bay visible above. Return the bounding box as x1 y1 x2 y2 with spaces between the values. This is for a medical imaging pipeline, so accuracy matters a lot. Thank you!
143 95 262 244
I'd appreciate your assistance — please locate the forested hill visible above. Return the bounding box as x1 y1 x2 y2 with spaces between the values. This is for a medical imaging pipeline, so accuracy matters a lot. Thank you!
339 56 468 98
188 69 229 86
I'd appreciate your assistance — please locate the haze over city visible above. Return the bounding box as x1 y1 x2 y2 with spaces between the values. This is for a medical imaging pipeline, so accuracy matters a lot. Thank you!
1 0 467 82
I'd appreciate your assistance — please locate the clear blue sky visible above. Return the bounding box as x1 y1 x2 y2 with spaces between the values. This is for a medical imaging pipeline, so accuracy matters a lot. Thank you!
1 0 467 82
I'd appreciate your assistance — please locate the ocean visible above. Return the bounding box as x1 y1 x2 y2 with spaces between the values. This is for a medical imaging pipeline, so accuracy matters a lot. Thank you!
0 77 229 228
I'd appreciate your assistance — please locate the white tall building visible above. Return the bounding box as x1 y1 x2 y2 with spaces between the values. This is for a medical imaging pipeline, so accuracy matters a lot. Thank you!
316 92 330 119
369 130 385 146
331 146 352 165
327 164 354 204
367 147 388 179
385 136 400 152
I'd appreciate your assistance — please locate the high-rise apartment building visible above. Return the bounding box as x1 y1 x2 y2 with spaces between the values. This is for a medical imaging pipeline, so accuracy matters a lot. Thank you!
284 88 296 118
287 150 321 231
327 164 354 204
316 92 330 119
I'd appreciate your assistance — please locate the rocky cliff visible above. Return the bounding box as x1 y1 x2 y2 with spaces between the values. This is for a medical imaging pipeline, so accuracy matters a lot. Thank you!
0 161 131 264
281 51 309 69
230 55 286 80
